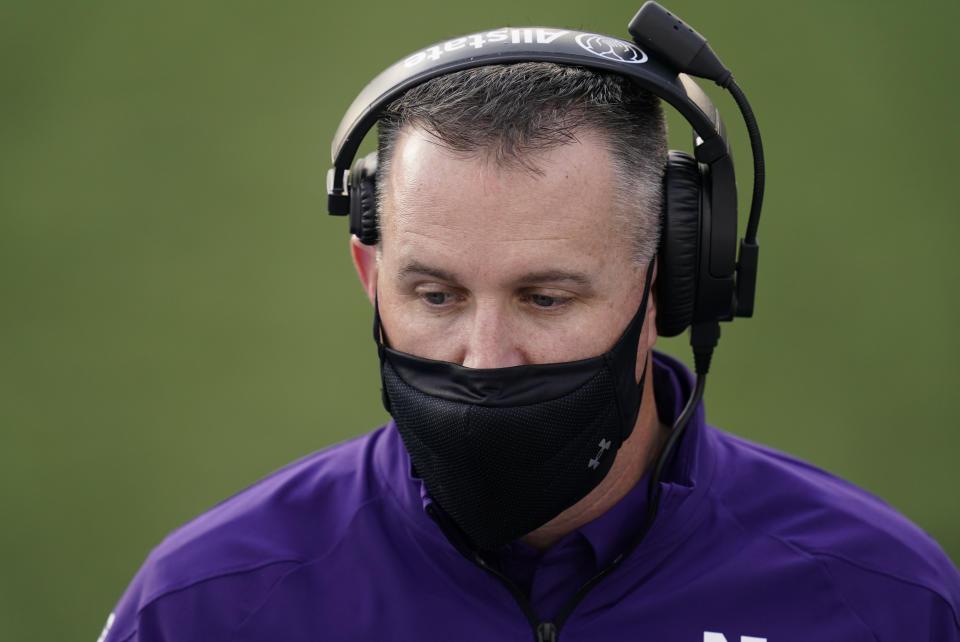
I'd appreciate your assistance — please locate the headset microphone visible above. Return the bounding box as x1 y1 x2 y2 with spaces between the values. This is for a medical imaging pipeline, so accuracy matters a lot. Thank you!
628 2 731 85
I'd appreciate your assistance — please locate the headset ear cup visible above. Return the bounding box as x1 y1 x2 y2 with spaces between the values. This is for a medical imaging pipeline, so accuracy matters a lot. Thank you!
349 152 380 245
656 150 703 337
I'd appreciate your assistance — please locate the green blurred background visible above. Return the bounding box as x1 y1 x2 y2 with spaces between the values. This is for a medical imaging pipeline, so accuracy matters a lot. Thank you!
2 0 958 638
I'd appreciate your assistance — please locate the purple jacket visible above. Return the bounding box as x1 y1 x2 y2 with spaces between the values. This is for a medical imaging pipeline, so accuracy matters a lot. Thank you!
102 352 960 641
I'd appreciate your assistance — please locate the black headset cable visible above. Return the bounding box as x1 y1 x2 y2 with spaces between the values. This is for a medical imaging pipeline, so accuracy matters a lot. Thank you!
548 320 717 636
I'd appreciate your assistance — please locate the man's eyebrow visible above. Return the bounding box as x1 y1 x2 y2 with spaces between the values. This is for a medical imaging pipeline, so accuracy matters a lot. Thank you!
396 262 594 288
517 270 593 287
397 261 461 283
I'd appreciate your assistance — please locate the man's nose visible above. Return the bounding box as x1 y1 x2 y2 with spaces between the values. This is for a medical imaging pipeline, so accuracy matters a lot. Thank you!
460 303 525 370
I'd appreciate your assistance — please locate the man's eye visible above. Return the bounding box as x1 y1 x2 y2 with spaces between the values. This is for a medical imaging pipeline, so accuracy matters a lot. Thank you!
528 294 568 308
422 292 452 306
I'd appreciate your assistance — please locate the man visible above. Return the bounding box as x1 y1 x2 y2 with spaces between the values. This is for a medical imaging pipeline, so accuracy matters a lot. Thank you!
101 24 960 642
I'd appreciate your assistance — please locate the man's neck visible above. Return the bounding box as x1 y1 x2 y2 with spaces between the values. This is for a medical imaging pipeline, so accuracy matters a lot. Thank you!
520 374 669 552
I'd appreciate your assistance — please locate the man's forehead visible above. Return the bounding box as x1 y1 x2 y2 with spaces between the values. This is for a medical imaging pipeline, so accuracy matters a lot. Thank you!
384 127 616 220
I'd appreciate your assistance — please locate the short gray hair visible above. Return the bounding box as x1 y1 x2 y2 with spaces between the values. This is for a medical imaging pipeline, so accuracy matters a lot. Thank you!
376 62 668 267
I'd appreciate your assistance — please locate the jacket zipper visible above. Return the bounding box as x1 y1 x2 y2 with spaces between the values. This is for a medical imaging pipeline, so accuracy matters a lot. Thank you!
428 506 555 640
426 503 638 641
428 488 664 642
535 622 558 642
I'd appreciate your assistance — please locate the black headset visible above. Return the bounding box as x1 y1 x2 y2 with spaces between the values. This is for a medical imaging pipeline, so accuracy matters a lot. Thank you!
327 1 764 368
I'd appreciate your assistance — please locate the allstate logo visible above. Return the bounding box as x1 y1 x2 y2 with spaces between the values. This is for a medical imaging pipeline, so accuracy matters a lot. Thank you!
575 33 648 64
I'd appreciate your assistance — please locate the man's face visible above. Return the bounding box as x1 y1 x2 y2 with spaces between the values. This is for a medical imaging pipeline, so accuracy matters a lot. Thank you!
352 126 657 371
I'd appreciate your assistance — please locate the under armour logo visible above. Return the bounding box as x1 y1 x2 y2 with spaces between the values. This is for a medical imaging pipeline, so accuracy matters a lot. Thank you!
587 439 612 469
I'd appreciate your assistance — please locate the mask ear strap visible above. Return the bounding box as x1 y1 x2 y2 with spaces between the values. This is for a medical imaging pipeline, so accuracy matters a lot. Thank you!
636 256 655 394
636 352 650 392
606 255 658 367
638 255 656 325
629 267 653 435
373 295 390 353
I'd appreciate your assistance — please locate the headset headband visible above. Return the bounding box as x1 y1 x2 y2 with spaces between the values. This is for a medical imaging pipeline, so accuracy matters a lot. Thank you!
328 28 729 199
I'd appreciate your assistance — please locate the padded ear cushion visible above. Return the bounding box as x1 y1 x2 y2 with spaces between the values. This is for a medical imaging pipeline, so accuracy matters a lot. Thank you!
656 150 703 337
349 151 380 245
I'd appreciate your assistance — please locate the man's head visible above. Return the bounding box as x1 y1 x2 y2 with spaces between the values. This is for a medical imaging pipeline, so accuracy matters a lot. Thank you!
352 62 668 372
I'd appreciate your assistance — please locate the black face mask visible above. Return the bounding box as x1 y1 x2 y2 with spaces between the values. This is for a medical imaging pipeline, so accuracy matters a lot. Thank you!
377 263 654 551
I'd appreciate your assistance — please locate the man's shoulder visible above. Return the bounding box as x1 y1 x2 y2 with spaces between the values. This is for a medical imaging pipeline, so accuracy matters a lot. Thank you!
707 426 960 629
708 427 944 560
161 429 385 556
111 426 397 635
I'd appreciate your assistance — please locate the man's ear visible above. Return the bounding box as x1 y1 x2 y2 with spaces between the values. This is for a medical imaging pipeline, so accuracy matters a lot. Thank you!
350 237 379 305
